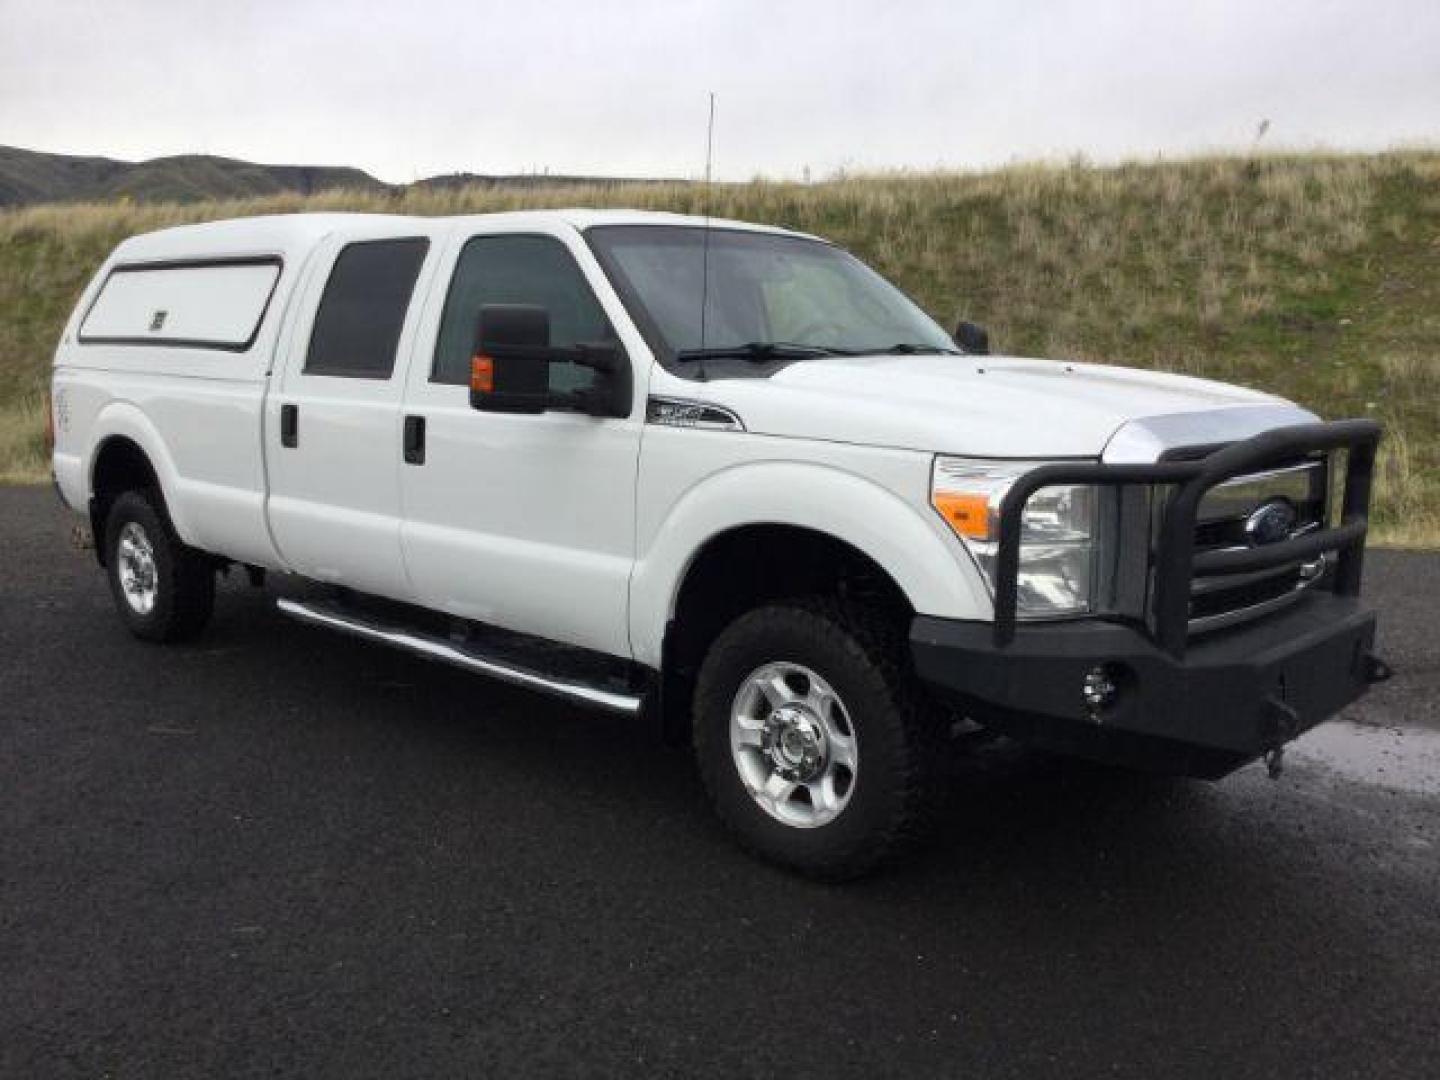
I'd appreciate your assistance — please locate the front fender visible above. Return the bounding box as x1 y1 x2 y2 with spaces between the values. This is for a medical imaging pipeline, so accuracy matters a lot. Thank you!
85 400 199 545
628 460 991 667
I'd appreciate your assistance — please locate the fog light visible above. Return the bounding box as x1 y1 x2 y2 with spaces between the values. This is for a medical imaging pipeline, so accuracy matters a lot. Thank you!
1082 665 1118 714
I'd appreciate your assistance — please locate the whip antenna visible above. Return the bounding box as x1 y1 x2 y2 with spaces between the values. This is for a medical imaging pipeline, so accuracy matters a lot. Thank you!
699 92 716 358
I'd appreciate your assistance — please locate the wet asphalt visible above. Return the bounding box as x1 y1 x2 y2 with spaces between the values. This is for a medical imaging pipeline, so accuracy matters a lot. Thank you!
2 485 1438 1079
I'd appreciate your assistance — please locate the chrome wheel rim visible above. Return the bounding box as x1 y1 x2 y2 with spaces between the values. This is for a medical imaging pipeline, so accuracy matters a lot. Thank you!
117 522 158 615
730 661 858 828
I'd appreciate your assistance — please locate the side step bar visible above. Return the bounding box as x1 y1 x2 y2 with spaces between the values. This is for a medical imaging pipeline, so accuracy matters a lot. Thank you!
276 598 644 716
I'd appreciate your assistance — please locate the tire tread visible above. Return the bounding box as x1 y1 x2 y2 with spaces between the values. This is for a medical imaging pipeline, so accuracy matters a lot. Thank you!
693 598 945 879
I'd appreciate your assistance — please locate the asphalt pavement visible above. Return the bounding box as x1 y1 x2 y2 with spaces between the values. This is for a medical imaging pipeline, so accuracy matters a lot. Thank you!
2 485 1438 1079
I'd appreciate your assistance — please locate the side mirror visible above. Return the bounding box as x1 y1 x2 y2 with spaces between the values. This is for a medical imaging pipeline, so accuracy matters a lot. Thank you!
954 320 990 356
470 304 552 414
469 303 632 418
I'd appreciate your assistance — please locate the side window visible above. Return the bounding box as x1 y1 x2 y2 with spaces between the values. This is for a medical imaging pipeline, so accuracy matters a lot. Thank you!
432 234 614 390
305 238 428 379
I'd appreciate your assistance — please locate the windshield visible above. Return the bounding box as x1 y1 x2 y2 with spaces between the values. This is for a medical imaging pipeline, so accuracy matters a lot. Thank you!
586 225 958 372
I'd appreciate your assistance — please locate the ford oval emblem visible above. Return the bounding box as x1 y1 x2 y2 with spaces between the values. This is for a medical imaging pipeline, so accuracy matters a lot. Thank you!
1244 498 1298 546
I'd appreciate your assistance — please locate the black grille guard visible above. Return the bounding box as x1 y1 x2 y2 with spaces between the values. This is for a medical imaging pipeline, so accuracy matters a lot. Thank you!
991 419 1381 657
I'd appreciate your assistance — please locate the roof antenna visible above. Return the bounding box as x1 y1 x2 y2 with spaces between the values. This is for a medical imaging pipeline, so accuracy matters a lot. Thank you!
697 91 716 375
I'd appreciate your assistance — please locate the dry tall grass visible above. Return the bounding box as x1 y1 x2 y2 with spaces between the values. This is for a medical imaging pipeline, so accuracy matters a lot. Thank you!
0 395 47 484
3 151 1437 543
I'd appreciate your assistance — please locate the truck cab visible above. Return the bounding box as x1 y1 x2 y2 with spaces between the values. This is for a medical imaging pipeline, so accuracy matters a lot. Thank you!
51 210 1387 877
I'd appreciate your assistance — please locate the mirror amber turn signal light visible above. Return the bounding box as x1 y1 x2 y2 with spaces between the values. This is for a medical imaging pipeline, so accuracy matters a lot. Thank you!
931 491 993 540
470 354 494 393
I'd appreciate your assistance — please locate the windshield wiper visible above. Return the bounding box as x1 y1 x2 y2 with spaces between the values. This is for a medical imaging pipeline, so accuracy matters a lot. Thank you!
851 342 961 356
674 342 854 364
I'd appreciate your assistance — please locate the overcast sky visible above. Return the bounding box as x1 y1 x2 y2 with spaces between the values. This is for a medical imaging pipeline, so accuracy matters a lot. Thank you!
2 0 1437 183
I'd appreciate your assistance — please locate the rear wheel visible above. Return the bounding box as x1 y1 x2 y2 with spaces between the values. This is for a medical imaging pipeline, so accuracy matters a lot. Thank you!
693 600 945 879
104 490 214 643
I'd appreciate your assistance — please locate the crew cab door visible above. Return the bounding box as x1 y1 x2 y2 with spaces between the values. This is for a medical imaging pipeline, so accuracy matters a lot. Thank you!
265 232 436 598
397 225 647 656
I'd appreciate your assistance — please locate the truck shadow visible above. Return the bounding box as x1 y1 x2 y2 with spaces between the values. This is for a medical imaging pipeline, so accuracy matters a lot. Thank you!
213 580 1287 898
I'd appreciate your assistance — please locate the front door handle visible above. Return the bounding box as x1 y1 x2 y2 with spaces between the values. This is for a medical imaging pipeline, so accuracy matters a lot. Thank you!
403 414 426 465
280 403 298 448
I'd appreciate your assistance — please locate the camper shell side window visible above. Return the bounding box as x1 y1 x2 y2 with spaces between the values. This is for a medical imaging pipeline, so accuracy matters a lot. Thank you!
78 256 284 352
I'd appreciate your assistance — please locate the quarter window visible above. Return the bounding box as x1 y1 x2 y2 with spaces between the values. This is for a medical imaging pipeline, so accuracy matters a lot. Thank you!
432 234 614 390
305 238 429 379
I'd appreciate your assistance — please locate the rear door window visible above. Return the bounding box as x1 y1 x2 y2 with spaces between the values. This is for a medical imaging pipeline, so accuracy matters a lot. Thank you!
305 238 429 379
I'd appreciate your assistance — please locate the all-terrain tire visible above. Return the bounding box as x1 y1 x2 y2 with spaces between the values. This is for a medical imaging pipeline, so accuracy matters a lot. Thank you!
693 599 946 880
104 489 215 643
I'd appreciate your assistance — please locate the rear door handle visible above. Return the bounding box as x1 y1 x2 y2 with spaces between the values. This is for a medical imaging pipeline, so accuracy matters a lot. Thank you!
280 403 298 448
403 414 426 465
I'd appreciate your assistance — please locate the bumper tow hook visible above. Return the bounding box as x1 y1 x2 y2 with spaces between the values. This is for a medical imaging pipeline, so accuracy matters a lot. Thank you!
1263 746 1285 780
1364 653 1394 684
1261 693 1300 781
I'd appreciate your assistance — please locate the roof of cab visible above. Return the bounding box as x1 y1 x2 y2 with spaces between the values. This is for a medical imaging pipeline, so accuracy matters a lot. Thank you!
111 209 812 265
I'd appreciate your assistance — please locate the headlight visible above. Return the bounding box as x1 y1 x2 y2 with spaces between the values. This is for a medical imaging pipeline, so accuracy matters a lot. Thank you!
931 457 1100 617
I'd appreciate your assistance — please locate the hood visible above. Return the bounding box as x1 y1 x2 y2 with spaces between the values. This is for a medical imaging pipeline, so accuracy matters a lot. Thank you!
699 354 1302 458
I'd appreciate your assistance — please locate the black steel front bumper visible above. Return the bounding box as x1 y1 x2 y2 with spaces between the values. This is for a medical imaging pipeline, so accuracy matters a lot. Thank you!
912 418 1387 779
912 594 1379 778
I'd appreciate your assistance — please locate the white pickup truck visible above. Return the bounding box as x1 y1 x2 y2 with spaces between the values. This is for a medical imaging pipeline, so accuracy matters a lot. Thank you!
50 210 1388 877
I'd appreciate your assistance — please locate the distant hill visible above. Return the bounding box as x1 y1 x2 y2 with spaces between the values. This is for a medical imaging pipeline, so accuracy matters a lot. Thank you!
413 171 671 192
0 145 384 206
0 145 675 207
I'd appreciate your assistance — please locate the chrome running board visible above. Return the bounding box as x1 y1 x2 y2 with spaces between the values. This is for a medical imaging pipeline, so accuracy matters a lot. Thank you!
276 598 644 716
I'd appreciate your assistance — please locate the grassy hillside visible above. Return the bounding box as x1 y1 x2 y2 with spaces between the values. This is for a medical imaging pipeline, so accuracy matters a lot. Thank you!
0 145 678 207
0 145 384 206
0 148 126 206
2 152 1436 544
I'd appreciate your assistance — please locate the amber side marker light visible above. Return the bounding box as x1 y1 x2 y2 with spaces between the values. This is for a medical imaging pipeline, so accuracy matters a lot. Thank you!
470 355 494 393
931 491 993 541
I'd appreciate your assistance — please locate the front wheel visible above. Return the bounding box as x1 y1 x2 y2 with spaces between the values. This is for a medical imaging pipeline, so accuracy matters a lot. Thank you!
693 601 945 879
